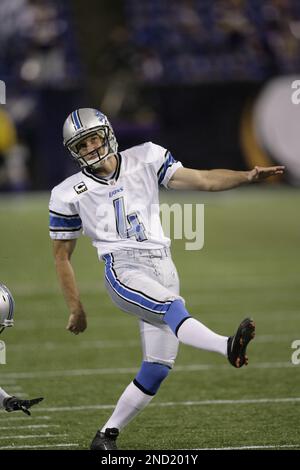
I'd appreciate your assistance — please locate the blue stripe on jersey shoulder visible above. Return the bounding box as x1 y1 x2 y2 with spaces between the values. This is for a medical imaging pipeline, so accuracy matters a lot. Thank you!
158 151 176 185
103 254 172 314
49 214 82 229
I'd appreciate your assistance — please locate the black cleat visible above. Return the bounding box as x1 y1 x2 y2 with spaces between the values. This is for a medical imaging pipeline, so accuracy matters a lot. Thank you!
3 396 44 416
227 318 255 368
90 427 119 450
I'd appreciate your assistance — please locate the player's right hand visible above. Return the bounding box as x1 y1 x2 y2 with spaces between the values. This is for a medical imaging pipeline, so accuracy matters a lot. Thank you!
66 311 87 335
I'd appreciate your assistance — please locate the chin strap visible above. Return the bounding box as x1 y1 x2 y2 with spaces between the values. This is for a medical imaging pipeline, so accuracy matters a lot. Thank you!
85 152 116 173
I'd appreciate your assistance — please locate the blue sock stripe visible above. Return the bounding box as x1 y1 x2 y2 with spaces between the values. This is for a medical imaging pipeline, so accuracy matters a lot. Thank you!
134 361 170 395
103 254 172 314
175 316 190 336
133 378 155 396
163 299 191 336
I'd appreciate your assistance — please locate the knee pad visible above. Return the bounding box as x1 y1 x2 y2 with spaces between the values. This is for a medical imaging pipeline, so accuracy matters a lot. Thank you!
163 299 190 336
133 361 170 396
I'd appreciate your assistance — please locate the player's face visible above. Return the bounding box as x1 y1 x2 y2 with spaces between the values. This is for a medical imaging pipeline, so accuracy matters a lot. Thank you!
77 134 105 160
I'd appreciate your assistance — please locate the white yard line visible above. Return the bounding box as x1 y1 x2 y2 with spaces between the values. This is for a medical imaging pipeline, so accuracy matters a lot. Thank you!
13 396 300 413
7 334 296 352
0 433 66 440
0 424 59 430
192 444 300 450
1 416 50 421
10 310 300 330
0 443 79 449
154 397 300 407
8 339 140 352
0 361 295 380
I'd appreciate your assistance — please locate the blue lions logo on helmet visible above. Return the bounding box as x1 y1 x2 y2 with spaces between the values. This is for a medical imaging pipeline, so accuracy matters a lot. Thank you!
95 110 106 123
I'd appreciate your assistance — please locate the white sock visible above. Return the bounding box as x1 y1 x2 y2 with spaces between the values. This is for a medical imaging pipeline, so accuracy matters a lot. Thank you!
177 318 228 356
101 381 153 432
0 387 10 408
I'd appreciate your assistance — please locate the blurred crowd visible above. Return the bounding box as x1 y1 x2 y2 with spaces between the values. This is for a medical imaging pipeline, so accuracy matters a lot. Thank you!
125 0 300 83
0 0 82 191
0 0 299 191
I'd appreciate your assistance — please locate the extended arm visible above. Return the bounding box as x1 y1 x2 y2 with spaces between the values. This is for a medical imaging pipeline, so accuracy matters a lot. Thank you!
168 166 285 191
52 239 87 334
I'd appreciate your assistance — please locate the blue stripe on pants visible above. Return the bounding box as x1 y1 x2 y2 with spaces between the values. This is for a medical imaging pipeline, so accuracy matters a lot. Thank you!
103 254 172 315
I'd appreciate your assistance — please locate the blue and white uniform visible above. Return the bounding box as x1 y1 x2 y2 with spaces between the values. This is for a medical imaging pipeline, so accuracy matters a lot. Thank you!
49 142 186 368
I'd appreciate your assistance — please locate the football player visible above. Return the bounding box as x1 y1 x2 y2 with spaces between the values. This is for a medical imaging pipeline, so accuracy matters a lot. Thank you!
49 108 285 450
0 283 43 415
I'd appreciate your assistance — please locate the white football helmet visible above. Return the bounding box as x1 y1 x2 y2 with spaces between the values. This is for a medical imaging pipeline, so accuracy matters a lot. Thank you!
0 283 15 334
63 108 118 171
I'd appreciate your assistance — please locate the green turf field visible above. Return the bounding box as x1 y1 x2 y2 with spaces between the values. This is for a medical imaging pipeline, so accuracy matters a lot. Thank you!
0 187 299 450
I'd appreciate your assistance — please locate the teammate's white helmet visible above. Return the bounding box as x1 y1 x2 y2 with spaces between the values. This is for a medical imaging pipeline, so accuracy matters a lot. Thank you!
0 283 15 334
63 108 118 171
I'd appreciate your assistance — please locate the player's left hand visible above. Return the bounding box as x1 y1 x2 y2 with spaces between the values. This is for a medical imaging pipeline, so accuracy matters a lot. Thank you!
248 165 285 182
4 396 44 416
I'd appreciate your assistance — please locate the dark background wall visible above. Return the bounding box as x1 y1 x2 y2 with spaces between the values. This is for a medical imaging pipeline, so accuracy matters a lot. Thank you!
142 82 261 171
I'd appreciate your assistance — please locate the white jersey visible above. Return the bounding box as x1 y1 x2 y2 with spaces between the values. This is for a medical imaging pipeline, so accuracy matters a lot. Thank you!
49 142 182 258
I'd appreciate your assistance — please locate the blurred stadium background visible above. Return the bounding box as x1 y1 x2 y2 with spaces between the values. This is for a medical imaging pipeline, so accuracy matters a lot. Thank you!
0 0 300 450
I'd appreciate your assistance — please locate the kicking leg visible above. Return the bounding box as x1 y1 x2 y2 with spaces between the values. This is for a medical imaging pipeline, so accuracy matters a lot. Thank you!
164 300 255 366
164 299 228 355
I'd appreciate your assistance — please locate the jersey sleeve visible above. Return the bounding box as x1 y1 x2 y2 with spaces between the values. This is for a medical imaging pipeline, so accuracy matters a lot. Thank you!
150 143 183 188
49 188 82 240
